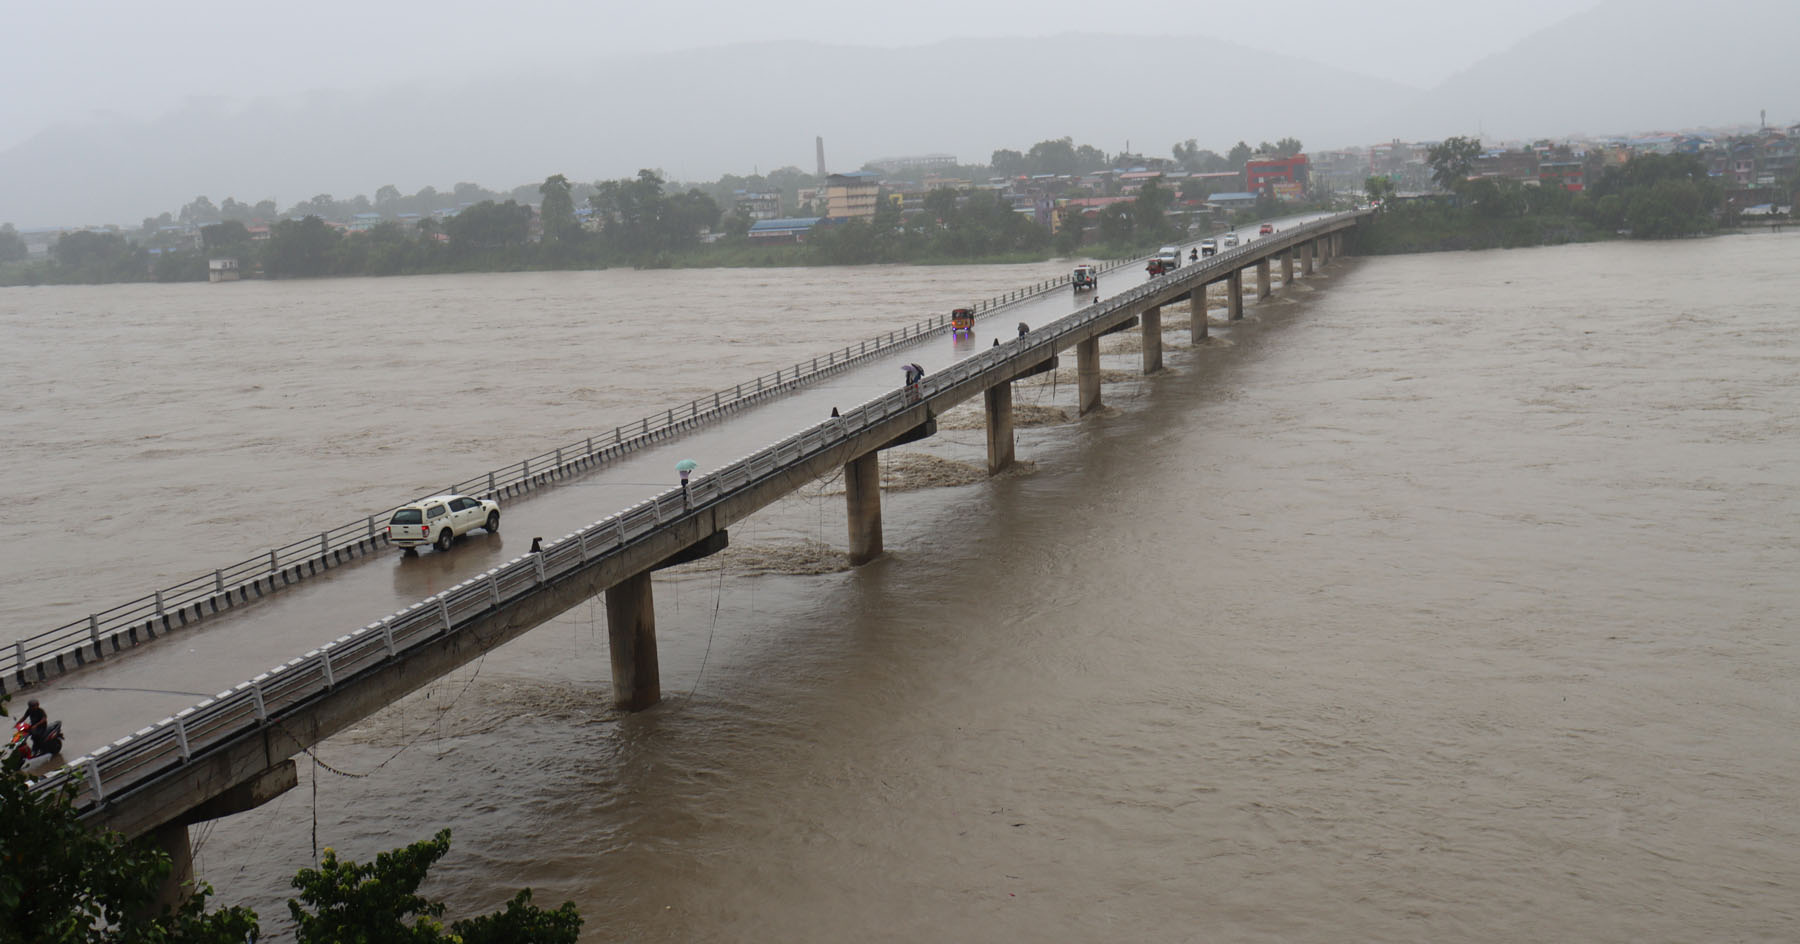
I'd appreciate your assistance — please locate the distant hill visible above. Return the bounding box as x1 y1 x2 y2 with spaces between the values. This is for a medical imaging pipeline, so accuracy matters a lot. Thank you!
0 34 1414 227
1385 0 1800 141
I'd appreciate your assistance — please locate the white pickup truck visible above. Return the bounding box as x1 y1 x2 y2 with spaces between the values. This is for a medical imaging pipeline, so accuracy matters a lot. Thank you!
386 494 500 552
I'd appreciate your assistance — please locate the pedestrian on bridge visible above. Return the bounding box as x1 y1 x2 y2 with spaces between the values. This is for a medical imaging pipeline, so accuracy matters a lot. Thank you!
1018 321 1029 337
676 458 698 505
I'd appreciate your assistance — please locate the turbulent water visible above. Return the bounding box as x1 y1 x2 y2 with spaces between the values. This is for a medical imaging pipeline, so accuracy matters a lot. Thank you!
4 237 1797 941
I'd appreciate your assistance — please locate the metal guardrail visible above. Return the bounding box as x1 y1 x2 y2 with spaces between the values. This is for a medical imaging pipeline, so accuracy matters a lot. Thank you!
30 213 1361 815
3 250 1145 690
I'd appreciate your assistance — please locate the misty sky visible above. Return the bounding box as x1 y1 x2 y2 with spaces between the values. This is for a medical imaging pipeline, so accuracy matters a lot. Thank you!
3 0 1604 153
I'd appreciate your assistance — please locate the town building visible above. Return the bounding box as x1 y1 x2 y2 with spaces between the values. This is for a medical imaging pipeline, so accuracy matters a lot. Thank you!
869 154 957 174
1245 155 1310 200
733 190 782 220
825 172 881 221
747 217 823 244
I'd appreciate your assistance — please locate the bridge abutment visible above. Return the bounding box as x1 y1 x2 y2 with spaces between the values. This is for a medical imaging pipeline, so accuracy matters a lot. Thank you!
605 571 660 711
1141 305 1163 374
984 382 1014 474
1076 336 1102 414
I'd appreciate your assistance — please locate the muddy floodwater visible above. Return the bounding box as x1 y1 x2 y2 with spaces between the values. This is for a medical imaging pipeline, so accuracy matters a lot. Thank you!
3 236 1797 941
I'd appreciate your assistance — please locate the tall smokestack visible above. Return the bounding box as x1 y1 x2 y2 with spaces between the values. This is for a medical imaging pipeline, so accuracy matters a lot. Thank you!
817 136 827 177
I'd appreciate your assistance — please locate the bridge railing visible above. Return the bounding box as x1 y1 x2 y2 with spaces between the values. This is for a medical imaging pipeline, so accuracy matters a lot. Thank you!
5 252 1155 690
30 212 1362 816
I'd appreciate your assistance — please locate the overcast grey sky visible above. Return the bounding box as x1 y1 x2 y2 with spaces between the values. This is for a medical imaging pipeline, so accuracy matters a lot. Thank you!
2 0 1604 152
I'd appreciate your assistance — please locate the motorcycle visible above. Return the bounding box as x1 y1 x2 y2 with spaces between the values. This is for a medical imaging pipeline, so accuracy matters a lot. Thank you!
10 717 64 761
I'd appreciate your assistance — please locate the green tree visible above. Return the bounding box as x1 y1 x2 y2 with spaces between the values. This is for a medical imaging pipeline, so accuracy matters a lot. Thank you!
445 200 533 252
1226 141 1254 169
265 216 340 277
1097 203 1134 245
0 223 26 262
1026 137 1079 176
1427 136 1483 191
288 829 580 944
0 698 261 942
1272 137 1304 158
1131 179 1175 241
200 220 250 253
178 196 219 226
1364 175 1395 205
52 231 146 283
537 174 578 243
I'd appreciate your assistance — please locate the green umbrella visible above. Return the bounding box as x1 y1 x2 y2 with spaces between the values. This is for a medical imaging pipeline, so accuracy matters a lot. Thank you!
675 459 699 473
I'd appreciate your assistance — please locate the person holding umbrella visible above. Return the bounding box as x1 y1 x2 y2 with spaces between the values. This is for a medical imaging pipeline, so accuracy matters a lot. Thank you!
676 458 698 505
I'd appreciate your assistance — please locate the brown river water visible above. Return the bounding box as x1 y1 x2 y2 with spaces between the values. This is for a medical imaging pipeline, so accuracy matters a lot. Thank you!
2 236 1797 941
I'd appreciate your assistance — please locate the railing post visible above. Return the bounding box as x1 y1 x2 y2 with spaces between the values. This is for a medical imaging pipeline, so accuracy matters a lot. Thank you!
154 589 165 620
533 552 548 584
173 716 191 762
269 549 278 573
319 648 335 687
85 759 106 803
367 516 377 540
14 639 26 669
586 436 594 456
439 598 452 633
250 681 267 723
320 532 328 556
523 458 531 478
489 574 501 605
88 614 101 650
555 447 563 468
381 618 396 657
713 392 721 408
213 570 225 594
489 471 497 492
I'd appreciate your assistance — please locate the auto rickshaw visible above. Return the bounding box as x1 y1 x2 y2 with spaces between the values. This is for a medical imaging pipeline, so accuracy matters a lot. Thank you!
951 307 975 335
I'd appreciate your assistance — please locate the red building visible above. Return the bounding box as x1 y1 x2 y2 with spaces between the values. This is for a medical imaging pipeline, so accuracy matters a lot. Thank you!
1245 154 1310 199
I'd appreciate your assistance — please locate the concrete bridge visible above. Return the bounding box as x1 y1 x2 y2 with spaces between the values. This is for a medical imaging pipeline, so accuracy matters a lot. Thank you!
21 210 1367 900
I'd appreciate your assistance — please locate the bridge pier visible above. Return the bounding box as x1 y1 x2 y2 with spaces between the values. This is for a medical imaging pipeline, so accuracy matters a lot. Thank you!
1257 258 1271 299
605 571 660 711
147 821 196 915
146 759 299 913
1227 270 1244 321
845 451 883 564
1076 336 1102 414
1140 305 1162 374
1302 241 1315 275
1189 288 1208 341
984 382 1014 474
1282 250 1294 285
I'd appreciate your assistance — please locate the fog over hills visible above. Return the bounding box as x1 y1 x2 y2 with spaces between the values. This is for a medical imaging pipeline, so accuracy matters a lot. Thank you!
3 3 1794 228
1388 0 1800 141
2 34 1410 227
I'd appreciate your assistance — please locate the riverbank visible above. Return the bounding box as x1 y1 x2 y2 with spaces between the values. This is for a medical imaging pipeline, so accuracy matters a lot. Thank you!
1350 204 1610 254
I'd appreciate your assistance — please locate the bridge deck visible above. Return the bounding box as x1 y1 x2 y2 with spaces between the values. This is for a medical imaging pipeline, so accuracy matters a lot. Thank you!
35 234 1267 759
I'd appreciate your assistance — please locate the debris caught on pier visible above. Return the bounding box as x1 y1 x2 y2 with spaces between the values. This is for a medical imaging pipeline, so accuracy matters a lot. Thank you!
935 402 1071 430
664 539 851 577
